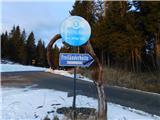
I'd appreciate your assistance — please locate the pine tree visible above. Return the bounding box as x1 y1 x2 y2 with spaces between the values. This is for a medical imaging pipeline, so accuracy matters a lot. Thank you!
1 32 9 58
93 2 128 66
137 2 160 71
36 39 46 67
8 25 21 61
17 30 27 64
7 26 15 60
1 33 5 57
70 0 96 27
26 32 36 65
44 47 49 67
1 26 49 67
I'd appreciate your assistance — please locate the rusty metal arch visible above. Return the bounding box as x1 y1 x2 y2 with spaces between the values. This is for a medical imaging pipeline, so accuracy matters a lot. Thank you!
47 34 107 120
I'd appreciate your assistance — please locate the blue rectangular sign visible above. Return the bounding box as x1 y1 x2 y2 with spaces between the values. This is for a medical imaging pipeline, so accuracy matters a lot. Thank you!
59 53 94 67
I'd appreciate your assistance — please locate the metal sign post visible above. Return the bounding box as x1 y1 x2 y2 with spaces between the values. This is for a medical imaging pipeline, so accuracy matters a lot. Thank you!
72 47 77 115
73 66 76 110
59 52 94 119
60 16 92 119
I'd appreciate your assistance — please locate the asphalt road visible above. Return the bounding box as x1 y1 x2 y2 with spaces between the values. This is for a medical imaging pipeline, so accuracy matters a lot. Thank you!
1 71 160 116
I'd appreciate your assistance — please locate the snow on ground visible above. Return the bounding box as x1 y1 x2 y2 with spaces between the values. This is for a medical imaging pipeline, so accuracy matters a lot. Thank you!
0 60 91 82
46 68 92 82
1 59 17 64
0 64 47 72
1 60 160 119
0 59 91 82
2 87 160 120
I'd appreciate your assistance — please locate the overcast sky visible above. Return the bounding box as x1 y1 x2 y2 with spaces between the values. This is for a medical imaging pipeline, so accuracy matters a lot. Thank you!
1 0 75 47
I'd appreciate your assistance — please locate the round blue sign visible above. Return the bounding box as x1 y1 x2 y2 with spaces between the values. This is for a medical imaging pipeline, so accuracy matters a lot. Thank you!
60 16 91 46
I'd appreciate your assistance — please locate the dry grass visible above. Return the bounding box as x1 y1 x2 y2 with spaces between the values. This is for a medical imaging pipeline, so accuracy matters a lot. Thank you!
103 67 160 93
43 110 97 120
78 67 160 93
63 112 97 120
56 107 96 120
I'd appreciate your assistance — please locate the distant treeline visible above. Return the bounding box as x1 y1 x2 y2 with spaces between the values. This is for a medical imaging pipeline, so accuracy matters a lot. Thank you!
1 25 73 68
1 1 160 73
1 26 52 67
70 1 160 72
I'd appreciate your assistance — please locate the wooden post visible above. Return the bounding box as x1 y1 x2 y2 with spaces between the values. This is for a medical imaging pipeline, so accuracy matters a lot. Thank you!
82 41 107 120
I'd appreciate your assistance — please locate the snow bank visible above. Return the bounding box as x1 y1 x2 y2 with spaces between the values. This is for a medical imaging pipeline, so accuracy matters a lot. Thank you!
2 87 160 120
46 68 92 82
0 64 47 72
1 59 17 64
0 59 91 82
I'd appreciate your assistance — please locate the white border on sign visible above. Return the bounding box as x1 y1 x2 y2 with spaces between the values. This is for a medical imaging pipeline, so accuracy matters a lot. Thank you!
59 53 93 67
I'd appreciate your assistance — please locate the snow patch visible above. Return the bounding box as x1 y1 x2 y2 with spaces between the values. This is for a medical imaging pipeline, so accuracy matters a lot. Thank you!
0 64 47 72
46 68 93 82
2 87 160 120
1 59 18 64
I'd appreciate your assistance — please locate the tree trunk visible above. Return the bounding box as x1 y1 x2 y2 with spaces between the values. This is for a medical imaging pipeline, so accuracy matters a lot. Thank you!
101 49 104 66
156 43 160 69
134 48 141 72
131 50 135 72
107 53 110 68
96 84 107 120
83 41 107 120
155 33 160 70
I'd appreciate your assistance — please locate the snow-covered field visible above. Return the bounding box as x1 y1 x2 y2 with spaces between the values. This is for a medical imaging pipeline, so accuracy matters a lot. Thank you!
0 64 47 72
1 60 160 120
2 87 160 120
